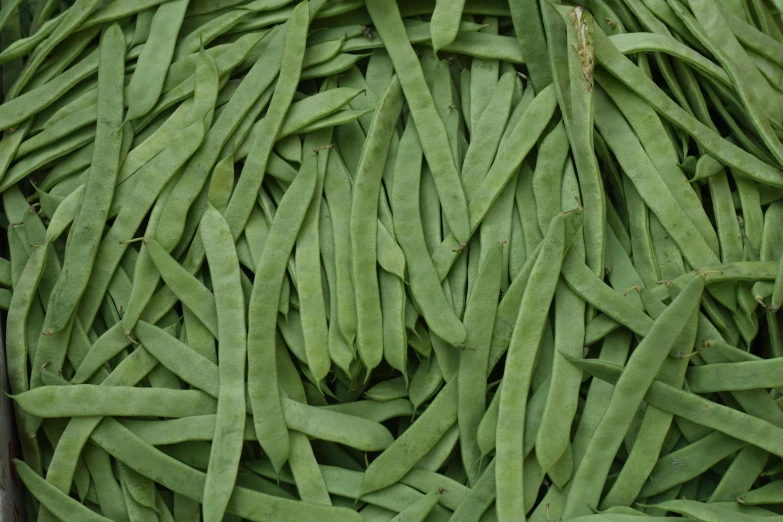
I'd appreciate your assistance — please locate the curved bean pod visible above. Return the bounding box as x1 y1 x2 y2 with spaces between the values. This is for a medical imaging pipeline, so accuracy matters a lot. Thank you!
366 0 470 242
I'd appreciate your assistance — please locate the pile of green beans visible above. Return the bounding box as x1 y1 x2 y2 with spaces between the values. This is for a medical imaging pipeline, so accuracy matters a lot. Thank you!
4 0 783 520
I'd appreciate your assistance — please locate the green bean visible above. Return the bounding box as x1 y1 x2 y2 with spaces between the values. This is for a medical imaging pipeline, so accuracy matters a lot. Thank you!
320 165 357 353
536 278 586 476
321 399 410 423
644 498 770 521
126 0 188 121
288 423 332 505
425 31 525 63
516 160 545 259
389 489 442 522
0 0 23 35
175 9 250 61
509 0 551 91
415 423 461 473
737 480 783 505
366 0 469 242
379 267 407 379
545 4 606 280
598 238 693 507
376 222 406 279
600 75 718 255
392 122 465 348
155 27 283 253
91 418 364 522
118 461 157 512
81 0 169 28
462 72 514 198
430 59 460 205
458 243 502 485
772 255 783 312
16 106 95 159
478 174 513 283
640 431 746 498
0 124 94 191
0 257 9 288
276 134 301 164
4 244 46 473
13 385 217 418
35 140 89 189
721 3 783 65
562 254 654 339
687 358 783 392
0 12 64 65
430 0 466 53
364 377 407 402
571 356 783 460
707 445 768 502
9 0 106 99
394 472 462 513
124 105 246 334
361 53 391 101
220 20 311 244
593 26 783 187
30 26 102 94
648 213 686 282
645 261 777 301
495 212 569 520
361 380 458 496
299 52 368 80
468 21 499 134
249 460 449 519
508 207 526 279
295 130 333 383
321 208 357 367
189 0 270 16
146 238 218 335
409 352 443 415
4 1 783 517
296 107 372 135
15 459 112 522
448 460 496 521
130 7 155 45
458 85 555 261
676 0 783 161
247 136 318 476
563 275 704 517
392 0 510 17
610 32 730 86
532 122 569 232
37 419 91 504
594 87 730 297
6 245 46 398
198 203 247 522
34 28 123 365
360 505 397 521
347 77 403 372
302 38 343 68
79 442 129 522
120 104 200 180
120 474 157 522
557 515 697 522
0 115 30 182
308 25 361 45
120 394 394 451
732 171 764 259
39 346 155 516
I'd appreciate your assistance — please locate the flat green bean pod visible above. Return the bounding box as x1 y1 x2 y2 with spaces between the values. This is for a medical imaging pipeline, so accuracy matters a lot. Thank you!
4 1 783 518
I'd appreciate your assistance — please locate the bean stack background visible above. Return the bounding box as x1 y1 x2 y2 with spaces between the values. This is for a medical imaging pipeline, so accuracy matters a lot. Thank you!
2 0 783 520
